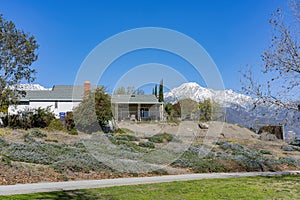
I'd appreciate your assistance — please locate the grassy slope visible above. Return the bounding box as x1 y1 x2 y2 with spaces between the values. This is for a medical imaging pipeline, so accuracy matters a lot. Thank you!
3 175 300 200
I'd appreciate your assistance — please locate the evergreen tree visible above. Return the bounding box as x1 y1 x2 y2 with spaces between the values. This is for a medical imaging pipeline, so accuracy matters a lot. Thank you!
158 79 164 102
74 87 112 133
154 84 158 97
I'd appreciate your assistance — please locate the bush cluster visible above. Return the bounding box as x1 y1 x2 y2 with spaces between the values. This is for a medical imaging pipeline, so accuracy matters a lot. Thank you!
281 145 300 152
107 134 143 153
172 142 300 173
1 107 54 129
172 150 225 173
4 138 111 173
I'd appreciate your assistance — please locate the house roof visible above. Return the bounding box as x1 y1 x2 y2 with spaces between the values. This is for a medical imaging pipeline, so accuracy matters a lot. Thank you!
20 86 161 104
111 95 161 104
20 85 96 101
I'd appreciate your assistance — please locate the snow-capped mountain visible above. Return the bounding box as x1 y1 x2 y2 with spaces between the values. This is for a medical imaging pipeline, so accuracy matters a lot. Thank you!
164 82 299 137
15 84 51 91
164 82 254 109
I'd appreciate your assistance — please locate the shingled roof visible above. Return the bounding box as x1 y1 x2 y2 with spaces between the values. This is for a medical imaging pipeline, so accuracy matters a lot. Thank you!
20 86 161 104
111 95 161 104
20 85 96 101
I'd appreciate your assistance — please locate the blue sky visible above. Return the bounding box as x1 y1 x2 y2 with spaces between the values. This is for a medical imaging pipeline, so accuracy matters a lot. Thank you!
0 0 289 93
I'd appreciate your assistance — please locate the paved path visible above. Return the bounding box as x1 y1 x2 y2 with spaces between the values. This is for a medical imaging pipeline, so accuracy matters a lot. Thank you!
0 171 299 196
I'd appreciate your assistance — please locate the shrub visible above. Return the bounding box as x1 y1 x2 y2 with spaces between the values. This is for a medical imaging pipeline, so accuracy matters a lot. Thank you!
0 128 11 137
107 135 143 153
278 157 300 167
115 128 126 135
191 159 225 173
47 119 65 132
2 107 54 129
64 112 76 131
23 133 35 143
147 133 173 143
282 145 300 152
281 145 295 151
150 169 168 175
31 107 55 128
115 135 139 141
259 149 272 155
0 137 8 148
31 129 47 138
68 128 78 135
139 141 155 149
290 139 300 147
0 155 11 166
5 140 112 173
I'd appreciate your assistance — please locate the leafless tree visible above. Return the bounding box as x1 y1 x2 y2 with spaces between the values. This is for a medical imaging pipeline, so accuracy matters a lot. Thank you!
241 0 300 112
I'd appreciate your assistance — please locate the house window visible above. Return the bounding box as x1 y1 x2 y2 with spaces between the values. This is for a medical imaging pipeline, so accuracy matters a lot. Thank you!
55 101 58 109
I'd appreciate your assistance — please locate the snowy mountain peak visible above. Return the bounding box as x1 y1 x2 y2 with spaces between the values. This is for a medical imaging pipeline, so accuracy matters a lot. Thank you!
16 84 51 91
164 82 253 108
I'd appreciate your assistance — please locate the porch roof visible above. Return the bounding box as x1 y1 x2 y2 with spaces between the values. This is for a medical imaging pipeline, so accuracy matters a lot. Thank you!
111 95 161 104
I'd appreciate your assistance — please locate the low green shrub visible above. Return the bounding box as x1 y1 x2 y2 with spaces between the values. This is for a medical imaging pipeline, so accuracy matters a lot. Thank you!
259 149 272 155
115 135 139 141
0 137 8 147
5 140 113 173
107 134 143 153
0 155 11 166
68 128 78 135
278 157 300 166
47 119 65 132
31 129 47 138
150 169 168 175
147 133 173 143
290 139 300 147
139 141 155 149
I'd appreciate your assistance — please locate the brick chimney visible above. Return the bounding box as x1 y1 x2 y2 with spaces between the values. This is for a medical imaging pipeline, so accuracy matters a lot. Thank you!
84 81 91 99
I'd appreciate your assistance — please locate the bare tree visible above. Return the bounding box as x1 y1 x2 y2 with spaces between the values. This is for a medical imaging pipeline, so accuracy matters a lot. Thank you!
241 1 300 112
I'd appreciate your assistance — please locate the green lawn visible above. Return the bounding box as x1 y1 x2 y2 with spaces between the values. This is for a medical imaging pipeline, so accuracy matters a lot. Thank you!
2 175 300 200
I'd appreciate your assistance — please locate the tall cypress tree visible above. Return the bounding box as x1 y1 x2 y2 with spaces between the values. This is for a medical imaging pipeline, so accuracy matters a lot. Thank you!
158 79 164 102
154 84 158 98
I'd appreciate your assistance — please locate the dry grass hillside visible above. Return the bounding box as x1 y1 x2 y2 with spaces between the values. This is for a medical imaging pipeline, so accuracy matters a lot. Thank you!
0 121 299 185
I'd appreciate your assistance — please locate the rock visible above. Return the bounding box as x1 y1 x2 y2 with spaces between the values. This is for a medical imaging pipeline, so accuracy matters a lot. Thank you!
198 122 209 129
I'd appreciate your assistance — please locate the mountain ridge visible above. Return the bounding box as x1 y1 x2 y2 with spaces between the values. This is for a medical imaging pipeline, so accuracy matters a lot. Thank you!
164 82 299 138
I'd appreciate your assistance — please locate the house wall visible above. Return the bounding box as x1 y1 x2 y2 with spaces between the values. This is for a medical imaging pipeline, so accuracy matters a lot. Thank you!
8 101 81 118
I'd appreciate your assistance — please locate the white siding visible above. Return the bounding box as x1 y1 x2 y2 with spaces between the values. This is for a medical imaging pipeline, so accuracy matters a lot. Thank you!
8 101 81 118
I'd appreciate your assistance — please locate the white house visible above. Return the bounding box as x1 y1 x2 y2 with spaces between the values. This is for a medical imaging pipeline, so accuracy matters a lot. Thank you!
8 81 164 121
8 81 93 118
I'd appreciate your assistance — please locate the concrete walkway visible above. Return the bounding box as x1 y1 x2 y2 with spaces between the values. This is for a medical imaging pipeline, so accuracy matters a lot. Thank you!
0 171 299 196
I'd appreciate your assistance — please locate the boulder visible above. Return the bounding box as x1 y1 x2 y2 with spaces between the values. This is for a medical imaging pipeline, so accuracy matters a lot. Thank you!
198 122 209 129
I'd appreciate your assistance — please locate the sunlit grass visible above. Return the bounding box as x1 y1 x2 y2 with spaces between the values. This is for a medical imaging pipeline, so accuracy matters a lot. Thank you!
2 175 300 200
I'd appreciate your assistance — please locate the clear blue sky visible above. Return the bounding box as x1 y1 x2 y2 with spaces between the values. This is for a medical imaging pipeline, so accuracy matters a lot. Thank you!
0 0 290 93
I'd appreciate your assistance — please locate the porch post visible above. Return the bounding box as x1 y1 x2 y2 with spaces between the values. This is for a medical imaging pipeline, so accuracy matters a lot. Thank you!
115 103 118 121
137 104 141 121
